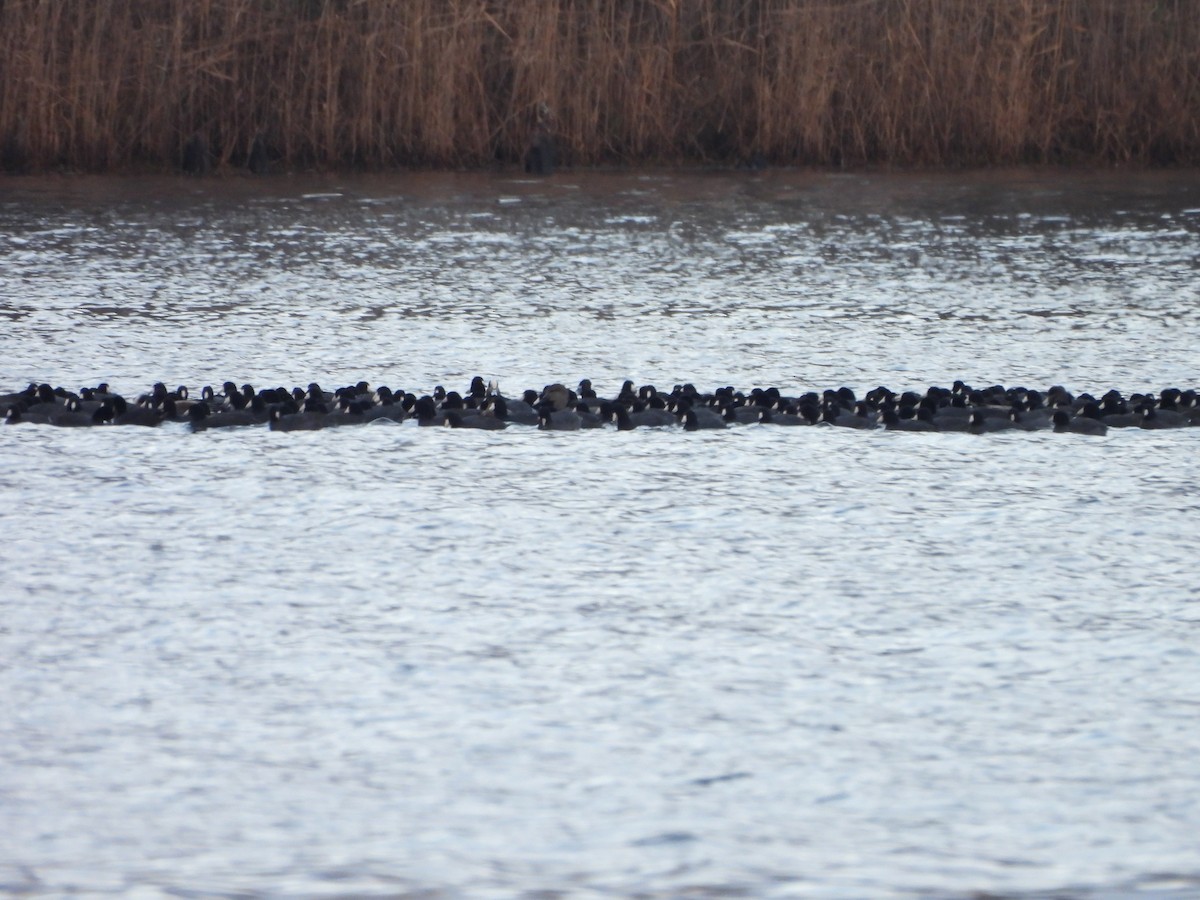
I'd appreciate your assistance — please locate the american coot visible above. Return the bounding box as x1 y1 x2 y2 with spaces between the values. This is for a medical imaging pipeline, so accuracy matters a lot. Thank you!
880 407 935 432
468 376 488 402
827 403 877 430
269 405 327 432
6 378 1200 438
1139 406 1188 429
968 411 1014 434
1005 408 1042 432
629 405 680 429
1052 410 1107 436
759 407 805 426
611 404 676 430
682 407 726 431
46 399 113 427
414 396 447 427
446 409 506 430
574 403 608 429
492 395 538 426
111 396 165 427
724 402 765 425
189 398 267 431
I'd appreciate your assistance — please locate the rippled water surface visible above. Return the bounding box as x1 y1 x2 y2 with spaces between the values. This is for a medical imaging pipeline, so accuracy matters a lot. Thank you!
2 171 1199 898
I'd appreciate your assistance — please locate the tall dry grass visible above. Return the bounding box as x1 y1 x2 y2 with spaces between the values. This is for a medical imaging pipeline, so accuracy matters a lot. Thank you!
2 0 1198 172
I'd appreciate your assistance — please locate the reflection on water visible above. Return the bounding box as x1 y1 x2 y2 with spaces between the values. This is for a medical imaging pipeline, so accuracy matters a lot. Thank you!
1 171 1199 898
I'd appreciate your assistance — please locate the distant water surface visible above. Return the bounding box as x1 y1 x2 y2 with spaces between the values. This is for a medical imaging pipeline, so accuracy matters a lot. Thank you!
1 170 1198 898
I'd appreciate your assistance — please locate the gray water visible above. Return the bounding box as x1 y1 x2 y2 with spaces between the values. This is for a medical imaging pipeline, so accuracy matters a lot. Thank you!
1 171 1199 898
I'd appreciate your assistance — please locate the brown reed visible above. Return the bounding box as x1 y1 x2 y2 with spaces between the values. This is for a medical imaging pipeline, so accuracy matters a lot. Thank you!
2 0 1198 173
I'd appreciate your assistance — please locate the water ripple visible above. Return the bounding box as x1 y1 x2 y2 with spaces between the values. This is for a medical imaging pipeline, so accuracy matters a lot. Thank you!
2 172 1199 897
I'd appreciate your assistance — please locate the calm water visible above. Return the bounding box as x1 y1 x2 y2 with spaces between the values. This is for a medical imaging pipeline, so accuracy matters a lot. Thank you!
1 171 1199 898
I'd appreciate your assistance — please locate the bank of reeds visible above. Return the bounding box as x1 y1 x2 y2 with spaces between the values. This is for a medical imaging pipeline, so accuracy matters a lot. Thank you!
2 0 1198 172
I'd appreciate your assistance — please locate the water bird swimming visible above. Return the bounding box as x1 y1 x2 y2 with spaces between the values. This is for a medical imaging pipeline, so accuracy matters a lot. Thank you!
5 379 1197 439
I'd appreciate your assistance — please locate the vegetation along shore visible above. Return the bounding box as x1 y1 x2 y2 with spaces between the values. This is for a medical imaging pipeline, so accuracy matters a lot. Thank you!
2 0 1198 174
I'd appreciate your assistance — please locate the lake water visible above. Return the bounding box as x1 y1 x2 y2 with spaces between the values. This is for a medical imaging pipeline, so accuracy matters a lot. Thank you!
1 170 1199 898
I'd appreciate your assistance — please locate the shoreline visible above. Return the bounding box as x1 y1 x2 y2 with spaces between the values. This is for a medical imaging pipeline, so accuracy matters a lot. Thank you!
5 161 1200 181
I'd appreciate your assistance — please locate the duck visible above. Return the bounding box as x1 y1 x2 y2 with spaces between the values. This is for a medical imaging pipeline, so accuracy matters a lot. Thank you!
538 407 582 431
539 383 574 411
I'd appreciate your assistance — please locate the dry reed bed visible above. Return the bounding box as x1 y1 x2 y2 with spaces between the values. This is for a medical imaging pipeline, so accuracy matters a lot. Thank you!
2 0 1198 172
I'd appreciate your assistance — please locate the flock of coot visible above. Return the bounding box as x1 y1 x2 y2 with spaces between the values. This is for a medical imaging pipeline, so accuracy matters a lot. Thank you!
4 378 1200 435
